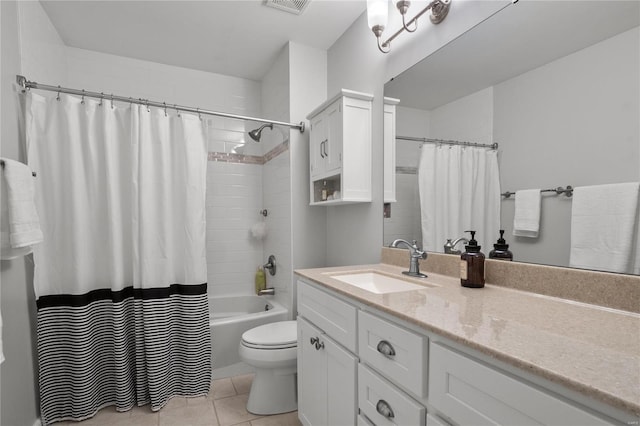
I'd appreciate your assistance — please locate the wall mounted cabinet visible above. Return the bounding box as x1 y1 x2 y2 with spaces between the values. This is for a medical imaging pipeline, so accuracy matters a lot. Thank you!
383 97 400 203
306 89 373 206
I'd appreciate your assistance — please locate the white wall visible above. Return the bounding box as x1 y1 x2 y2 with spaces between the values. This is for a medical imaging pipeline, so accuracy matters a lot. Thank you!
261 45 292 309
326 1 508 265
0 2 47 424
288 42 328 301
496 26 640 267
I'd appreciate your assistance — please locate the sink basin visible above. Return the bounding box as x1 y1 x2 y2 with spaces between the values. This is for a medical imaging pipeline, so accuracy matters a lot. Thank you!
331 272 430 294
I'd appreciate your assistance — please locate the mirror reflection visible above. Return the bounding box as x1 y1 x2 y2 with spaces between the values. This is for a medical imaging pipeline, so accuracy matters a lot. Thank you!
383 1 640 275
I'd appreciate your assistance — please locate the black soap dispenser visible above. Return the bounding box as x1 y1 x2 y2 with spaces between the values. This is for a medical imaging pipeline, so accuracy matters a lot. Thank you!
489 230 513 261
460 230 485 288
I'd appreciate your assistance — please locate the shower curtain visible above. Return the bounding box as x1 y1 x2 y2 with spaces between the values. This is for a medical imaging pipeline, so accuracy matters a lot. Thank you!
418 144 501 253
26 92 211 424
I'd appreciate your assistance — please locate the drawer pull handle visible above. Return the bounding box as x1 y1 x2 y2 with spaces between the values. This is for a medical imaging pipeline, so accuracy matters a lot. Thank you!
377 340 396 357
376 399 395 419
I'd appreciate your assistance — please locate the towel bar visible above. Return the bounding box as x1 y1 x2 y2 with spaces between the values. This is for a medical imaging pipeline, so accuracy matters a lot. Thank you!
502 186 572 198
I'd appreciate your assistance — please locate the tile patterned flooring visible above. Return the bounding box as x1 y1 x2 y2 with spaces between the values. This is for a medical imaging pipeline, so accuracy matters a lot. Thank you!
55 374 302 426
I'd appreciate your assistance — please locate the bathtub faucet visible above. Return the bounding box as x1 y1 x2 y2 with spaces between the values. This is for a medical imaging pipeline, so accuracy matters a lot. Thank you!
258 288 275 296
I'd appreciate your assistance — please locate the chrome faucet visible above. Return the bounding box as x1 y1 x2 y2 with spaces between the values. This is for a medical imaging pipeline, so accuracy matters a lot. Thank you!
444 237 469 255
390 239 428 278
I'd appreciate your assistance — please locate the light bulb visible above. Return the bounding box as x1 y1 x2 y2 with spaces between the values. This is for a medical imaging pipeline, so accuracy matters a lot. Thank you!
367 0 388 32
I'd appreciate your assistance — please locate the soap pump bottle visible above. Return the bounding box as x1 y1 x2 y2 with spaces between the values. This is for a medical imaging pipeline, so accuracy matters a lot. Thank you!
255 266 266 294
489 230 513 261
460 230 485 288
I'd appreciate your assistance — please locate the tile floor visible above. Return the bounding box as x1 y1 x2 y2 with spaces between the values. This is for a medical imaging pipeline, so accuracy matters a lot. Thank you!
55 374 302 426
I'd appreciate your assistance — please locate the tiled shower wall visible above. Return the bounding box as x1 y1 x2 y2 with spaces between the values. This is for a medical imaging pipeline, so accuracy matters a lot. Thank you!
205 118 291 298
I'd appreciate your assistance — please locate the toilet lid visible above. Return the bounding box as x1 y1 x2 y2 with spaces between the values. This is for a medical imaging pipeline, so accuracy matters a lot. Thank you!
241 320 297 349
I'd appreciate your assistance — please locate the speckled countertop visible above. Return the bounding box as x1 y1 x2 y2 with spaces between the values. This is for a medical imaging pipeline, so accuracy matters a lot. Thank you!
295 263 640 418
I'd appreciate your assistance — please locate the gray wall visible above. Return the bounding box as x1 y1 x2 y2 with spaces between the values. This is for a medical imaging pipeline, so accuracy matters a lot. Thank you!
1 1 41 424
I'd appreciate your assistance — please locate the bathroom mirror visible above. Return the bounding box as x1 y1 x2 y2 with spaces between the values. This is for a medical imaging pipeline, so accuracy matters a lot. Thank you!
383 1 640 274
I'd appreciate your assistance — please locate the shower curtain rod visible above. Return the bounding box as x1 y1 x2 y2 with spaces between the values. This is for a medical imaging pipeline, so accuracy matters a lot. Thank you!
397 135 498 150
16 75 305 133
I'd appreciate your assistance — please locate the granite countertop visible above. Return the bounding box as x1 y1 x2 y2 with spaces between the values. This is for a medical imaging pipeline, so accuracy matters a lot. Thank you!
295 263 640 418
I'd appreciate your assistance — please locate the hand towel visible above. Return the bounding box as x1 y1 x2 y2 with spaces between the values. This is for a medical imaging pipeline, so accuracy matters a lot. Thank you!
1 158 43 260
569 182 640 274
513 189 541 238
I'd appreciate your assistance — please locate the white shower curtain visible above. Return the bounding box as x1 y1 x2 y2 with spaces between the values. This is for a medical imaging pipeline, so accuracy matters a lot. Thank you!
26 92 210 424
418 144 501 253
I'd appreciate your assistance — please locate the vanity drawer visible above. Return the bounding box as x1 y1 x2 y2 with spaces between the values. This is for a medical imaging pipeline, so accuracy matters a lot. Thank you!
297 280 357 352
429 343 612 426
359 364 426 426
358 310 428 398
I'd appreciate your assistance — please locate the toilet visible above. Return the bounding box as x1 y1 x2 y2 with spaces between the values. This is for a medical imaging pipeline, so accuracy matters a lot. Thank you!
238 320 298 415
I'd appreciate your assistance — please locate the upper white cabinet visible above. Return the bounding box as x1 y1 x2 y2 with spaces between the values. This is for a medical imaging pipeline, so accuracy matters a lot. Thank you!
383 97 399 203
306 89 373 206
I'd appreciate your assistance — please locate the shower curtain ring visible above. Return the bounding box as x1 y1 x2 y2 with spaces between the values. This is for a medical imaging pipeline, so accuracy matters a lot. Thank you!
145 99 150 113
99 92 104 107
197 108 202 121
110 94 114 109
163 102 167 117
56 86 61 101
81 89 85 104
175 104 180 117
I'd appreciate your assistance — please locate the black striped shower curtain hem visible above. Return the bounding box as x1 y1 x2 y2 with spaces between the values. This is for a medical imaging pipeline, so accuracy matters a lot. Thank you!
37 283 211 425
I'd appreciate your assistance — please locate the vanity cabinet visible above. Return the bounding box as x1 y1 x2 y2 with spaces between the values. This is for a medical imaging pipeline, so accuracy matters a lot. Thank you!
429 343 611 426
306 89 373 206
296 276 623 426
297 281 358 426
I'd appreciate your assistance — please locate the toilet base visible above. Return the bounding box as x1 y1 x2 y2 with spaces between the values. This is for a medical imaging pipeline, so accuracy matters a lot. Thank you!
246 367 297 415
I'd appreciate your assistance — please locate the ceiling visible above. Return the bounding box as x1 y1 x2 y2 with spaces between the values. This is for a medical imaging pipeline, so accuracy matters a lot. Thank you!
385 0 640 110
40 0 367 81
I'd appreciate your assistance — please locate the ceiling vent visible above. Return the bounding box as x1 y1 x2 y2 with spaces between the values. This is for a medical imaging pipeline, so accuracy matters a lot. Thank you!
264 0 311 15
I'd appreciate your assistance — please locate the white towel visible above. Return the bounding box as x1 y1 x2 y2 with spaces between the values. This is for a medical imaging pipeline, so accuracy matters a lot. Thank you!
513 189 541 238
569 182 640 274
1 158 43 260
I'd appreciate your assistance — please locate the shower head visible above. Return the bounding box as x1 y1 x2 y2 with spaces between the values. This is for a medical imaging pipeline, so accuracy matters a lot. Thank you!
248 123 273 142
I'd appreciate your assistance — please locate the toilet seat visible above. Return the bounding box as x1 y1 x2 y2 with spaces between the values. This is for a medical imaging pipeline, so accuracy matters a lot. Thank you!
241 320 297 350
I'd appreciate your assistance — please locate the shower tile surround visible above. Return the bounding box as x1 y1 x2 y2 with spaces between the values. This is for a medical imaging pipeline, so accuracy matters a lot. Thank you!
206 139 291 299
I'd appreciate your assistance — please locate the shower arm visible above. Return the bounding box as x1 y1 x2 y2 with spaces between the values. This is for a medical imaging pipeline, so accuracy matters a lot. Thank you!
16 75 305 133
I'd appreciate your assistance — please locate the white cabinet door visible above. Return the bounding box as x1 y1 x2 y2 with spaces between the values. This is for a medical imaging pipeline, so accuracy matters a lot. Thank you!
324 99 342 176
298 316 358 426
298 318 327 426
326 331 358 426
309 112 327 179
429 343 612 426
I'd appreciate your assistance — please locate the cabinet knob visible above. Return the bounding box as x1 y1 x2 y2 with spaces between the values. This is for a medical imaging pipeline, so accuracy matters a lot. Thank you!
376 399 395 419
376 340 396 357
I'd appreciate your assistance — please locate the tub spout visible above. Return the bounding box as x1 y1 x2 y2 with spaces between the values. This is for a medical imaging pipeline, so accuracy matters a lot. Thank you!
258 288 275 296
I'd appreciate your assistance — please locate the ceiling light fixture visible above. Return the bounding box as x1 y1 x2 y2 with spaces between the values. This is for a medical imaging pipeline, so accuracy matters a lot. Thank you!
367 0 451 53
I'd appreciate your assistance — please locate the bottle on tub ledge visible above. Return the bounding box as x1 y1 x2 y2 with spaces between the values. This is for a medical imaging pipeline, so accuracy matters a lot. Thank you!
460 230 485 288
489 230 513 261
255 266 266 294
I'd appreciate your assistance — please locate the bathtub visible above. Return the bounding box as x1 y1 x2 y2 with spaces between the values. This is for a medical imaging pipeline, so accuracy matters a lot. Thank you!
209 295 288 372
